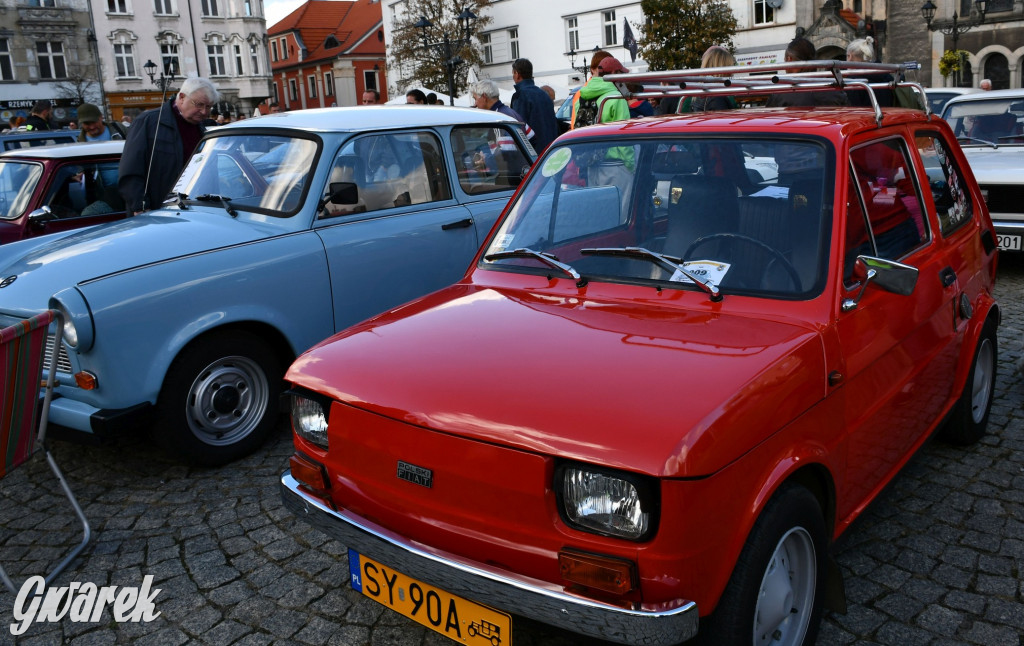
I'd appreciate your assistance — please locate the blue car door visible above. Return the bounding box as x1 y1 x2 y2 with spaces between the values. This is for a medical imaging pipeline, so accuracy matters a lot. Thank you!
314 130 480 332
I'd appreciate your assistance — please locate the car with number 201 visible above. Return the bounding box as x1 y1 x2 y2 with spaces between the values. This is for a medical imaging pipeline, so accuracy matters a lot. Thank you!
281 64 999 646
0 107 535 466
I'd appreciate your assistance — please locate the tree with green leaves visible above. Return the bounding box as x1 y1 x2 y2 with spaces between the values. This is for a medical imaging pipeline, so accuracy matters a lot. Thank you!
388 0 492 99
638 0 738 71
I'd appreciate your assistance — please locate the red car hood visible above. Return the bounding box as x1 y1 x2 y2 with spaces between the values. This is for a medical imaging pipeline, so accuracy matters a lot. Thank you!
288 284 827 477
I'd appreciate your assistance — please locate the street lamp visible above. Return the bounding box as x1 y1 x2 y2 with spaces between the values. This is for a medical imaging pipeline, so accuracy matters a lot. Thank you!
143 58 179 94
922 0 988 86
566 46 598 82
414 7 477 105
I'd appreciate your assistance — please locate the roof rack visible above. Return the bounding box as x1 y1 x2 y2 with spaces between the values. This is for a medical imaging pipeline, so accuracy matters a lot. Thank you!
599 60 928 128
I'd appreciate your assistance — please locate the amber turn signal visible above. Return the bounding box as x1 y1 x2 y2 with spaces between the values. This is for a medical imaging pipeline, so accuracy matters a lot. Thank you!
74 371 98 390
290 453 330 492
558 550 637 596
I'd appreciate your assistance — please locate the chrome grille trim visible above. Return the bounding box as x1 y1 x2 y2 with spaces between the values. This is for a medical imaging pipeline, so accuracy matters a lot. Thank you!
45 333 73 374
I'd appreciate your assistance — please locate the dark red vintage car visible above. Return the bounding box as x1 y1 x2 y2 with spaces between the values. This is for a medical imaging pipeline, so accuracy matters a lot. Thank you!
280 63 999 646
0 140 125 244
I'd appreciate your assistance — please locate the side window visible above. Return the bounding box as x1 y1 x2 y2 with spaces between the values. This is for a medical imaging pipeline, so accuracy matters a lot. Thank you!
450 125 530 195
322 131 451 218
915 131 974 236
45 165 87 219
849 138 928 261
80 161 125 215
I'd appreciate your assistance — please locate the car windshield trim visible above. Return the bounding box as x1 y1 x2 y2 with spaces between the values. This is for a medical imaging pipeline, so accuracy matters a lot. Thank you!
0 159 45 221
173 130 322 218
482 134 834 300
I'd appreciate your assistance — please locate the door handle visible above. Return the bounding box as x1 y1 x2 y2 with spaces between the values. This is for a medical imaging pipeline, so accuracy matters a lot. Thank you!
442 218 474 231
939 266 956 288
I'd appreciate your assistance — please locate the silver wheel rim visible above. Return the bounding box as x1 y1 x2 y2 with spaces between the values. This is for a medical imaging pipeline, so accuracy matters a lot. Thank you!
753 527 816 646
184 355 269 446
970 338 994 425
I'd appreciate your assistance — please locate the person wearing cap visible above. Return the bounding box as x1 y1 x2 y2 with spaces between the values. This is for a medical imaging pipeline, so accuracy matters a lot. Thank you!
25 100 53 131
572 55 630 128
510 58 559 152
76 103 127 142
570 49 611 126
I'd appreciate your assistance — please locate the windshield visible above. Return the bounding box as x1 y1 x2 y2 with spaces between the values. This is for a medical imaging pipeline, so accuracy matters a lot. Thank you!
482 137 833 299
942 98 1024 145
0 160 43 220
174 133 319 216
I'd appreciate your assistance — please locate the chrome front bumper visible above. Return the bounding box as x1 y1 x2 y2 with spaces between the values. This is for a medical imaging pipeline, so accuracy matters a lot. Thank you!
279 472 699 646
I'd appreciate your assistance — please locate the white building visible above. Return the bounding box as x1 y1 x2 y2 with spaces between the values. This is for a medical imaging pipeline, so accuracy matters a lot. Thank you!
381 0 811 102
92 0 272 121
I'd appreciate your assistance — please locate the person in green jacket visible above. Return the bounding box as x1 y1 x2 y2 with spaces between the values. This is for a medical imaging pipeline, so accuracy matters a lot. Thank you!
572 56 631 128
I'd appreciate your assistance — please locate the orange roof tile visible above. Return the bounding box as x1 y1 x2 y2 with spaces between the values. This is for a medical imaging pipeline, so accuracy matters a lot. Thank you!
269 0 383 65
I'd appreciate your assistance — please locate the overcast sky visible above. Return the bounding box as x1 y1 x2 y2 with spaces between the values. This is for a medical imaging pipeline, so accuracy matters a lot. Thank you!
265 0 306 28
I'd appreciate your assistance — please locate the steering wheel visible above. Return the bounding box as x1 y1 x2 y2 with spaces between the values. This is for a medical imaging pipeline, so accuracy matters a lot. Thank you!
684 233 802 291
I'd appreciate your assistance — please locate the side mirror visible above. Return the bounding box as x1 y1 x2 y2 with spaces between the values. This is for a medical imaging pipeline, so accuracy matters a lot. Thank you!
328 181 359 205
28 205 56 227
842 255 918 311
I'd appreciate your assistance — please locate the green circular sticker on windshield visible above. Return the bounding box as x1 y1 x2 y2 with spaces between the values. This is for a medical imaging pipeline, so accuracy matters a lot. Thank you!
541 148 572 177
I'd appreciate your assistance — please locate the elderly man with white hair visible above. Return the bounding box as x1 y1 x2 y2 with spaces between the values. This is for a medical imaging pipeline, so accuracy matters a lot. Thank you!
471 79 534 141
119 76 220 213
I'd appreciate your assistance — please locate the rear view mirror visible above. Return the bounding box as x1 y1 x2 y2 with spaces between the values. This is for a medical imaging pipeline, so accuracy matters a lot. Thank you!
843 255 918 311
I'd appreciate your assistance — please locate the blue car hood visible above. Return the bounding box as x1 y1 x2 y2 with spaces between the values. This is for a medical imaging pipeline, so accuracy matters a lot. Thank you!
0 211 276 314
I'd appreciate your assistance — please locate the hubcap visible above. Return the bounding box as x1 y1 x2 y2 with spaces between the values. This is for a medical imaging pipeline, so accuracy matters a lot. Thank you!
970 338 994 424
185 355 269 446
753 527 816 646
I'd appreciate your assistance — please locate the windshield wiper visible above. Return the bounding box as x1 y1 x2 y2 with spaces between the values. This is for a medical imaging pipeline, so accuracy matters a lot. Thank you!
484 248 586 287
580 246 722 302
192 193 237 217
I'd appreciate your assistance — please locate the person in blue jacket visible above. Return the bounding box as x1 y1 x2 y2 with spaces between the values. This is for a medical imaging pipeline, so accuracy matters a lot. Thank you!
511 58 559 153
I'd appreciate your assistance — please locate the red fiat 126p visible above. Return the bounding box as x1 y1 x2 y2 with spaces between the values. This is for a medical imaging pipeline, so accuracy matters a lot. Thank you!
280 63 999 646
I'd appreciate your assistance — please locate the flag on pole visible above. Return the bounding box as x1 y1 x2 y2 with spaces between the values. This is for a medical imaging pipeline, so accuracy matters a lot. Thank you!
623 19 638 62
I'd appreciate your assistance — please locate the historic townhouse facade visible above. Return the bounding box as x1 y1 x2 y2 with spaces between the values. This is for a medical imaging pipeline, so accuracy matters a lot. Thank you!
0 0 99 125
94 0 272 120
267 0 386 111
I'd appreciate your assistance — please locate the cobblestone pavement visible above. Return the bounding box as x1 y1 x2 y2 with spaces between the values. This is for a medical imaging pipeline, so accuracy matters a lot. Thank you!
1 255 1022 646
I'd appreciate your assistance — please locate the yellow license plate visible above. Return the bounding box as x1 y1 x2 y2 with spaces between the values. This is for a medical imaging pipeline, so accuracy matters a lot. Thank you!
349 549 512 646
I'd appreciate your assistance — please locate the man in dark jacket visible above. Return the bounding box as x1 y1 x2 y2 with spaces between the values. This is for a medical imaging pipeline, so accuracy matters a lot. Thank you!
24 100 52 131
510 58 559 152
118 77 219 213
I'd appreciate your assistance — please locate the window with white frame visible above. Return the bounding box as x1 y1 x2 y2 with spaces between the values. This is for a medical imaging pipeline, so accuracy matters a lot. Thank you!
288 78 298 101
325 72 334 96
234 44 243 75
273 82 279 103
480 33 492 64
154 0 173 14
271 41 279 62
244 0 253 16
37 41 67 79
567 17 579 52
208 44 226 75
28 0 57 6
307 74 317 98
753 0 775 25
201 0 219 17
508 28 519 61
363 69 376 91
114 43 136 77
603 10 617 46
160 42 180 76
108 0 129 13
280 38 289 60
0 39 12 81
249 41 259 74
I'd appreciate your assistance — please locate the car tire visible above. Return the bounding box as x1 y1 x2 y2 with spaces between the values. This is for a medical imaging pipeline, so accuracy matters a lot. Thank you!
939 319 997 446
697 483 827 646
156 330 283 467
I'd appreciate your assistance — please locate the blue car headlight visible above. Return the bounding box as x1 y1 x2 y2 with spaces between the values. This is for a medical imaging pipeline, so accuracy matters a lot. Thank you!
49 288 94 352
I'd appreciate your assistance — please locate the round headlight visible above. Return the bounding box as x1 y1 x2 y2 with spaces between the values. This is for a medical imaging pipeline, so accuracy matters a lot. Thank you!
291 395 329 449
558 464 658 541
60 310 79 348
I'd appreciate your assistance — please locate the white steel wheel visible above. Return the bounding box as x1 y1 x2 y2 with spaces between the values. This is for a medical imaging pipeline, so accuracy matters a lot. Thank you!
752 527 817 646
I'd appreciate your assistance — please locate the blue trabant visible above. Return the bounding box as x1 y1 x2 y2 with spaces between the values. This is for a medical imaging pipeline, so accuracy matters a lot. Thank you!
0 106 535 465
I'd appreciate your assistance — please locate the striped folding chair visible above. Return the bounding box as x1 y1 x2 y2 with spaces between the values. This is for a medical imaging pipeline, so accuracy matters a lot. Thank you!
0 310 91 593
